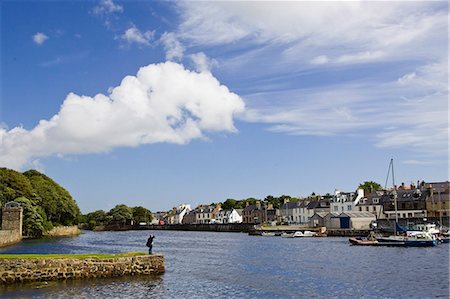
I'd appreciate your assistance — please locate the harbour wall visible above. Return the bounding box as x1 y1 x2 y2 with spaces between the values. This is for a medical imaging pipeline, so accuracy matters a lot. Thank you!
0 254 164 284
45 225 81 237
0 206 23 247
96 223 255 233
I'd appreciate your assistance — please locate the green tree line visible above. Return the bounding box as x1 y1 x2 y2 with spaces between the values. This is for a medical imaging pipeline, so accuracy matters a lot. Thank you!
82 204 153 229
0 167 81 237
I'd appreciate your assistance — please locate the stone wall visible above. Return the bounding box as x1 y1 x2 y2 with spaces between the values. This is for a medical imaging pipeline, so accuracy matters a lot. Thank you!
0 254 164 284
46 225 81 237
0 230 22 247
0 206 23 247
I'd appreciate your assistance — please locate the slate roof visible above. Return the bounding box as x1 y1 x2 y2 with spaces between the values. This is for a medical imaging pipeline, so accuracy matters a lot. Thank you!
339 212 376 218
312 212 329 219
280 200 300 210
425 181 450 194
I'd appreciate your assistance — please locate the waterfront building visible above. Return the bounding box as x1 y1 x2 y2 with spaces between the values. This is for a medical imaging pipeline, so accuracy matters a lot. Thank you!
356 190 386 219
309 212 328 227
280 200 297 223
381 189 427 220
338 212 376 229
424 181 449 218
215 209 243 224
330 189 364 213
195 204 221 224
242 201 278 224
173 204 191 224
182 210 196 224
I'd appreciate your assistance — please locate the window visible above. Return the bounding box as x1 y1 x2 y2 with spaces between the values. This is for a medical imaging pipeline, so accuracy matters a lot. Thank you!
359 207 362 211
373 206 376 212
347 205 352 211
366 207 369 211
373 198 379 204
334 206 338 211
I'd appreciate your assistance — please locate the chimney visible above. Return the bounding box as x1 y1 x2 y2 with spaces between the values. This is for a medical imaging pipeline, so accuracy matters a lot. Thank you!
268 203 273 210
256 201 261 210
283 198 289 204
401 182 405 190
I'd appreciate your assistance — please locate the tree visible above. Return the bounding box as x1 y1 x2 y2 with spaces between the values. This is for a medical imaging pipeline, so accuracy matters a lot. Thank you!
107 204 133 226
359 181 382 195
85 210 107 225
23 169 81 226
13 197 52 237
132 206 153 224
222 199 238 210
0 168 34 206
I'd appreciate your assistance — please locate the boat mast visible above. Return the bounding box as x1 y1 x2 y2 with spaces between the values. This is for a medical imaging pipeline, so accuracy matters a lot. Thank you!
385 158 398 235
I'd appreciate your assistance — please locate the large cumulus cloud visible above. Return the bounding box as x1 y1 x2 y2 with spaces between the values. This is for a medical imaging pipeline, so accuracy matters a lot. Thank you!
0 62 245 169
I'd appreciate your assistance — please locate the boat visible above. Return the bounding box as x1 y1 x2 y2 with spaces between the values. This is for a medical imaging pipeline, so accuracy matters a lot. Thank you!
302 231 317 237
349 237 379 246
376 231 438 247
261 232 276 237
374 159 438 247
281 231 304 238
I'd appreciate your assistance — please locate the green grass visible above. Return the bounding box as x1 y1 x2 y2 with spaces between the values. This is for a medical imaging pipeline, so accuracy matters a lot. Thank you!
0 252 147 259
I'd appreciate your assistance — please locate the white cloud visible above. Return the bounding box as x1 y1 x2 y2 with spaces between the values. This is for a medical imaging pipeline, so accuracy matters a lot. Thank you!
310 55 329 65
0 62 245 170
190 52 217 72
118 26 154 46
177 2 445 66
32 32 48 45
174 2 447 160
92 0 123 15
160 32 185 61
242 59 448 157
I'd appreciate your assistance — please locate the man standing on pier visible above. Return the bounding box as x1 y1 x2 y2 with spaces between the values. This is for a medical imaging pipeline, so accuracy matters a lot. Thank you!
146 234 155 254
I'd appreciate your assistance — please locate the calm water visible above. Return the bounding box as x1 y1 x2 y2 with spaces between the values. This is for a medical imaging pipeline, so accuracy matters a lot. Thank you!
0 230 448 298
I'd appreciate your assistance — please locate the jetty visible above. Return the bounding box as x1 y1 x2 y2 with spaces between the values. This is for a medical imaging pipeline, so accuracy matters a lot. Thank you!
0 252 164 285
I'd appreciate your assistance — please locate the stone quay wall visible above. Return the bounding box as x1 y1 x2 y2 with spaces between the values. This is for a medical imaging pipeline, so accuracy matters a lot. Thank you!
0 206 23 247
46 225 81 237
0 230 22 247
0 254 164 284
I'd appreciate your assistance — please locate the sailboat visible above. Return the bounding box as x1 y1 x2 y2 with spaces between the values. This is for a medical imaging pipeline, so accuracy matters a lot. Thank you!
375 159 438 247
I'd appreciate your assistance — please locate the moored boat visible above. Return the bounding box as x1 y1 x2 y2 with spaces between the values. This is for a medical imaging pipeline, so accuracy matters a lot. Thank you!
261 232 276 237
376 231 438 247
349 237 379 246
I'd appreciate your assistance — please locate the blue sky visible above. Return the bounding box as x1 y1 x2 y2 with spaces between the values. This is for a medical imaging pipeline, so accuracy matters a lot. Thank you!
1 1 448 213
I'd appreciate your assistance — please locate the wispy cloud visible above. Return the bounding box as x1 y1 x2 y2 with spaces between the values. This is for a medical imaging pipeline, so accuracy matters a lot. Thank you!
117 25 154 46
190 52 217 72
92 0 123 16
32 32 48 45
160 32 184 61
0 62 245 170
172 1 447 160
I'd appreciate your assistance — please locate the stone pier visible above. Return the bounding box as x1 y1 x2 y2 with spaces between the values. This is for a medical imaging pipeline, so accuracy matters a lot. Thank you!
0 254 164 284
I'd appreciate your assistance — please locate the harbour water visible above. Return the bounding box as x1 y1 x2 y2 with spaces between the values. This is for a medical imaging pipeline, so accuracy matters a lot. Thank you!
1 230 448 298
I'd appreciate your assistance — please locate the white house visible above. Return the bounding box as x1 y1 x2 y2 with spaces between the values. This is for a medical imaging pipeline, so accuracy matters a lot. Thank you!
216 209 243 224
330 189 364 213
173 204 191 224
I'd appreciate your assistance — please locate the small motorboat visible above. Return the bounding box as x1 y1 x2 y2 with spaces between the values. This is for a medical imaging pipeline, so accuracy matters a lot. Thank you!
349 237 379 246
261 232 276 237
302 231 317 237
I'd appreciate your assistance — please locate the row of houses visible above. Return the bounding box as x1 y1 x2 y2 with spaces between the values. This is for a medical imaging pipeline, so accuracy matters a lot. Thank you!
282 181 449 229
152 181 449 229
154 203 244 225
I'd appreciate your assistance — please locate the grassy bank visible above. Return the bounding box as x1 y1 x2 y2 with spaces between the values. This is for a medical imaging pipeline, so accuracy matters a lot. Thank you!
0 252 147 259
